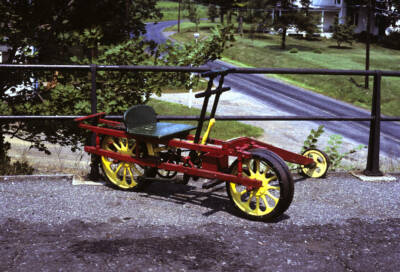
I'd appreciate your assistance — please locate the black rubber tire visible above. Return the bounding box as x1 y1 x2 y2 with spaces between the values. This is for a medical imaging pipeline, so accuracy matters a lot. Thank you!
226 148 294 221
100 136 155 191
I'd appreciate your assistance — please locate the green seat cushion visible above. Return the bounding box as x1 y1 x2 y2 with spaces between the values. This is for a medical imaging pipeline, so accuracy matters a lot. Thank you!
126 122 196 139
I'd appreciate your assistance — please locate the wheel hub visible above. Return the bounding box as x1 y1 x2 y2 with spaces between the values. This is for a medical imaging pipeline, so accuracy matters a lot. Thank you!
251 172 268 197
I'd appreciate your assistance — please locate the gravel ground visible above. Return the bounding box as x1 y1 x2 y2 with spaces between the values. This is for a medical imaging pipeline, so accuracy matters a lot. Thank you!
0 173 399 271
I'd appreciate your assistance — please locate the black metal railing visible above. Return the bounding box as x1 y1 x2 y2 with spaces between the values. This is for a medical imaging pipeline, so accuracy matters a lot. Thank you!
1 64 400 176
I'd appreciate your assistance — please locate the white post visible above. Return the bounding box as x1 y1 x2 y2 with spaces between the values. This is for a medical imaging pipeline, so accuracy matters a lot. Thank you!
188 73 194 108
321 10 324 33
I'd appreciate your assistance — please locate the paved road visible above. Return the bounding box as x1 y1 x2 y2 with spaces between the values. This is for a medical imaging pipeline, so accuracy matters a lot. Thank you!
145 21 400 157
1 174 399 271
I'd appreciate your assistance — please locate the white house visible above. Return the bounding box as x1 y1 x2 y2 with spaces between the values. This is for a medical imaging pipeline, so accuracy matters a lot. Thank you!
310 0 380 37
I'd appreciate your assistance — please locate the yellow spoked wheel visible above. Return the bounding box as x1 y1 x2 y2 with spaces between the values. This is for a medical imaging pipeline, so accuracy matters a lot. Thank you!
100 136 154 190
300 149 330 178
226 149 294 221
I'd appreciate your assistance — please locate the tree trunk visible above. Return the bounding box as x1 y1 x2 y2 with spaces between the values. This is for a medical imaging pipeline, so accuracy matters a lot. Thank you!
281 27 287 49
0 125 11 170
220 8 224 24
178 0 181 32
238 15 243 36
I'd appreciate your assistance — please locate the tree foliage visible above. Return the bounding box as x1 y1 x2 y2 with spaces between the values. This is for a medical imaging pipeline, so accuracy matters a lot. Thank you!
183 0 201 32
0 0 162 161
208 4 219 23
347 0 400 36
0 0 162 64
268 0 316 49
332 17 355 48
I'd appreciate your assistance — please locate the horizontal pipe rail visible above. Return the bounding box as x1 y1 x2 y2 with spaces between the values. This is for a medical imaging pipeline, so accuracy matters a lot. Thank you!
1 64 400 77
0 115 381 121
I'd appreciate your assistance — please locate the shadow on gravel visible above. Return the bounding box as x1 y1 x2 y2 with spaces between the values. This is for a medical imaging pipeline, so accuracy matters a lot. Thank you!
293 176 308 183
1 217 399 271
141 181 235 216
136 180 291 223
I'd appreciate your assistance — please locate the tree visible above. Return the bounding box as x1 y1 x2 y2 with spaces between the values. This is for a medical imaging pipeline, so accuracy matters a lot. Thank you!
244 0 272 37
208 4 218 23
183 0 201 32
0 0 235 172
332 17 355 48
269 0 316 49
199 0 231 23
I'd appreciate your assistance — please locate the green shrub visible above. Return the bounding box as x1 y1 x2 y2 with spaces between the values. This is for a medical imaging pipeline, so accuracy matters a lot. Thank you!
289 48 299 53
302 125 365 170
0 138 35 175
313 48 322 54
0 159 35 176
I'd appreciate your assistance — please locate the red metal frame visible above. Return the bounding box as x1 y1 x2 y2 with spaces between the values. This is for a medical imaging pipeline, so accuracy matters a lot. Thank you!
75 114 314 189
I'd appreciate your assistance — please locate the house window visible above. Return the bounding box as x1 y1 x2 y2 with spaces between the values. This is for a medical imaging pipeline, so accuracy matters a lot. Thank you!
349 12 359 26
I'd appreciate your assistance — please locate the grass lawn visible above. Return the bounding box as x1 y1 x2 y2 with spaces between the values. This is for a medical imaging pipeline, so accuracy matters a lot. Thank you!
152 1 208 22
167 22 400 116
148 99 263 140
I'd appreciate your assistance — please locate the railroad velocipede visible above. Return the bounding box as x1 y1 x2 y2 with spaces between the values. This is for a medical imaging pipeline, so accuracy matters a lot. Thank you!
75 68 329 221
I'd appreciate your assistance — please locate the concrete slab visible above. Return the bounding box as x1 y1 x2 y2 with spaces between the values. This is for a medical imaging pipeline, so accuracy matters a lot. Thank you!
351 171 398 182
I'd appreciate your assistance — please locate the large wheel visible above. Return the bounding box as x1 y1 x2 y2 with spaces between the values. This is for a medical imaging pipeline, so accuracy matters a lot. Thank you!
300 149 330 178
226 149 294 221
100 136 155 190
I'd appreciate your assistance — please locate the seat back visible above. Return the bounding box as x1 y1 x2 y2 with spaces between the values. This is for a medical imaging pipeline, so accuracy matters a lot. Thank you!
123 105 157 131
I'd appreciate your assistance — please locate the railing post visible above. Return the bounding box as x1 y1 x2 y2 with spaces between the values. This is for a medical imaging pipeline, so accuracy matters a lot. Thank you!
364 71 383 176
89 64 100 180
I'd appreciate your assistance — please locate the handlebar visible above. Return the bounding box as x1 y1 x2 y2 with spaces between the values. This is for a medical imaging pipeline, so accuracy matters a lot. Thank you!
195 87 231 98
74 112 106 122
201 67 236 78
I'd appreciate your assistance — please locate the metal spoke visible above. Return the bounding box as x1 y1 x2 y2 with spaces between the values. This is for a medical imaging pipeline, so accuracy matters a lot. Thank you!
240 189 248 196
268 185 280 191
255 159 260 175
102 158 112 167
265 175 278 184
121 167 128 186
266 191 279 206
262 195 272 212
119 138 125 150
112 140 121 151
127 167 137 187
255 197 261 215
131 164 143 176
113 163 123 175
245 191 253 204
128 142 136 153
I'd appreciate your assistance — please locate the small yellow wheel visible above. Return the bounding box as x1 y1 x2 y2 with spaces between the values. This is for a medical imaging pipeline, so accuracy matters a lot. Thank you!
100 136 154 190
226 149 294 221
300 149 330 178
